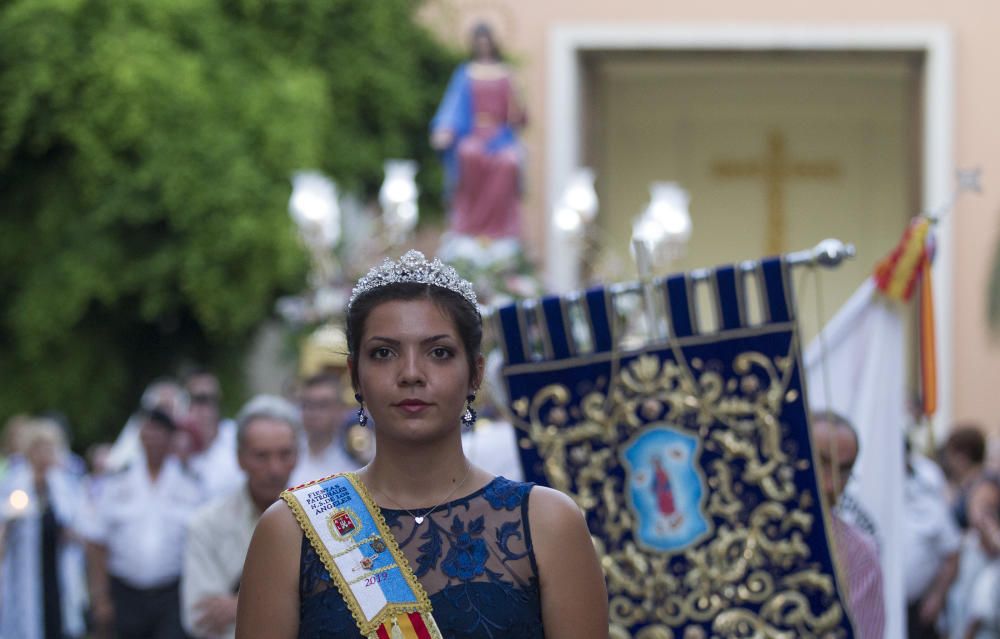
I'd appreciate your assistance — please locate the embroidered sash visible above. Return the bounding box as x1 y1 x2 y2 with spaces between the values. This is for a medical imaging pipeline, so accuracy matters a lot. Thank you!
282 473 442 639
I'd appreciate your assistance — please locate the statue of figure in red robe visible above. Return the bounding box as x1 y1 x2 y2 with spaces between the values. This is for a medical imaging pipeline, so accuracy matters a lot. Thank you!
430 23 525 240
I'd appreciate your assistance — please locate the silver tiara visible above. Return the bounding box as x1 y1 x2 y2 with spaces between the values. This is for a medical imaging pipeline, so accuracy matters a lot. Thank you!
349 250 479 311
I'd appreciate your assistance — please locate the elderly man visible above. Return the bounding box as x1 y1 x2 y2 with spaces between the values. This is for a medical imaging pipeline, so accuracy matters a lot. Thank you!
812 410 886 639
181 395 300 639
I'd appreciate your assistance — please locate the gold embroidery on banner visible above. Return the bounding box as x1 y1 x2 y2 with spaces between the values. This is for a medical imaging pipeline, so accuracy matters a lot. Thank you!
509 343 846 636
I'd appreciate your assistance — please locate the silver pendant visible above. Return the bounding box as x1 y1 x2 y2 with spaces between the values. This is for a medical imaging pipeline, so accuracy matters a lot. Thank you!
414 516 425 525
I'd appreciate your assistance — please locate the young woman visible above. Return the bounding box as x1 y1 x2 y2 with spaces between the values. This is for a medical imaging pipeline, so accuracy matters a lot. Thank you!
236 251 608 638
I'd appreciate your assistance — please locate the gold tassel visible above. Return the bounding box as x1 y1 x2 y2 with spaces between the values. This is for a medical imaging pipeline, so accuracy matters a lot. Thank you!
390 617 405 639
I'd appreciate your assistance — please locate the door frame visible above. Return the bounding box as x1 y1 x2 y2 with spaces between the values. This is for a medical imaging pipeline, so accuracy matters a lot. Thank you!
544 23 955 426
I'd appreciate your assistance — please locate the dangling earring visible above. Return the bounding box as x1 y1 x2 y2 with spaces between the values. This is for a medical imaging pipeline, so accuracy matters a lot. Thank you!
355 393 368 427
461 393 477 430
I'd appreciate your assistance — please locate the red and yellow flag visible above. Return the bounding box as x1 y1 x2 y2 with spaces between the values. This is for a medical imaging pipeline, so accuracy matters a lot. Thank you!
872 216 936 416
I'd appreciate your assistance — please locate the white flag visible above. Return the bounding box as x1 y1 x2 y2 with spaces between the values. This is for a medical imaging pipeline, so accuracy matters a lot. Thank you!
804 277 907 639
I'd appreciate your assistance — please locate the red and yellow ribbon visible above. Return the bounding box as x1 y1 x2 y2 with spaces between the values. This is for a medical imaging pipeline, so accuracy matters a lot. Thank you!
373 612 436 639
918 261 937 416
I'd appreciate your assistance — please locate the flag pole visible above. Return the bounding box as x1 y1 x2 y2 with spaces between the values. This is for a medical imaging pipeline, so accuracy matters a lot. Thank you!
607 238 855 297
483 238 856 320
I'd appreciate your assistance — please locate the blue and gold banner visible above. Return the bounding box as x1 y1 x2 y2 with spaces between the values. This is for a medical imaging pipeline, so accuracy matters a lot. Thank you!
495 258 855 638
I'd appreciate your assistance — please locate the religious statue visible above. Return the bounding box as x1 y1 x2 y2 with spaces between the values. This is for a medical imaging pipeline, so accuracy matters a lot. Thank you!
430 23 525 240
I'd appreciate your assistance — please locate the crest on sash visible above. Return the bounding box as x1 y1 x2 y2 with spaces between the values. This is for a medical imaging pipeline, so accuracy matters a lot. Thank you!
328 508 361 540
494 258 856 638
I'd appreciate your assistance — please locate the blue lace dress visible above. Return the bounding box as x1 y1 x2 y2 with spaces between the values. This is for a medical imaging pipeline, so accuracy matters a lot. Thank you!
298 476 544 639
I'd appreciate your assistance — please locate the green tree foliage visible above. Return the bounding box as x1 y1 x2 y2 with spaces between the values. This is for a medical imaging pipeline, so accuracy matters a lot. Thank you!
0 0 457 445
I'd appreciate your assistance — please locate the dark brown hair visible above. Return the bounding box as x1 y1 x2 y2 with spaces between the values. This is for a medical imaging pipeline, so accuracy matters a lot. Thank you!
944 424 986 465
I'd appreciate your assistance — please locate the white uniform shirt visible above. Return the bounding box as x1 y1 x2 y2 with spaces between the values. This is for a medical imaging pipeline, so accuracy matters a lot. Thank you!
289 438 360 487
968 560 1000 639
84 457 204 588
902 455 962 602
188 419 245 500
181 484 259 639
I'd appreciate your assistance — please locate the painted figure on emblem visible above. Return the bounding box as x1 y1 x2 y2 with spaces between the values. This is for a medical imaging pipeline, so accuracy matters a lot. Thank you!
431 23 525 241
625 428 709 553
235 251 608 639
652 456 677 518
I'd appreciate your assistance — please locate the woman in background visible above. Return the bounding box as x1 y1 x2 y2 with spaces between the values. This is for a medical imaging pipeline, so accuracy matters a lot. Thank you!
0 417 87 639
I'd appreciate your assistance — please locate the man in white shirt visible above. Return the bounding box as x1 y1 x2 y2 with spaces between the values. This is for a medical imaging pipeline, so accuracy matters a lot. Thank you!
904 449 962 639
106 379 188 472
181 395 300 639
184 370 245 499
85 407 204 639
289 373 370 486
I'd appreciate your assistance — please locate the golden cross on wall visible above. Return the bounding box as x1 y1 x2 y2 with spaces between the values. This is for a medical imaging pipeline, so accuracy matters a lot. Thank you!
712 131 841 255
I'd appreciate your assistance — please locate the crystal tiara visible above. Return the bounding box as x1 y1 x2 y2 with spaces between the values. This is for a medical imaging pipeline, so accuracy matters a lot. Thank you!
349 250 479 311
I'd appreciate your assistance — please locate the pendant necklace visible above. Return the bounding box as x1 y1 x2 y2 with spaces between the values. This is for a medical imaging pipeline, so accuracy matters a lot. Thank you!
373 461 473 525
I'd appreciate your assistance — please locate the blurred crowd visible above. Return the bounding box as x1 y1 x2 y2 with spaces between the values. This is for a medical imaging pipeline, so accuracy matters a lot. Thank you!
1 360 999 639
925 425 1000 639
0 363 522 639
813 411 1000 639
